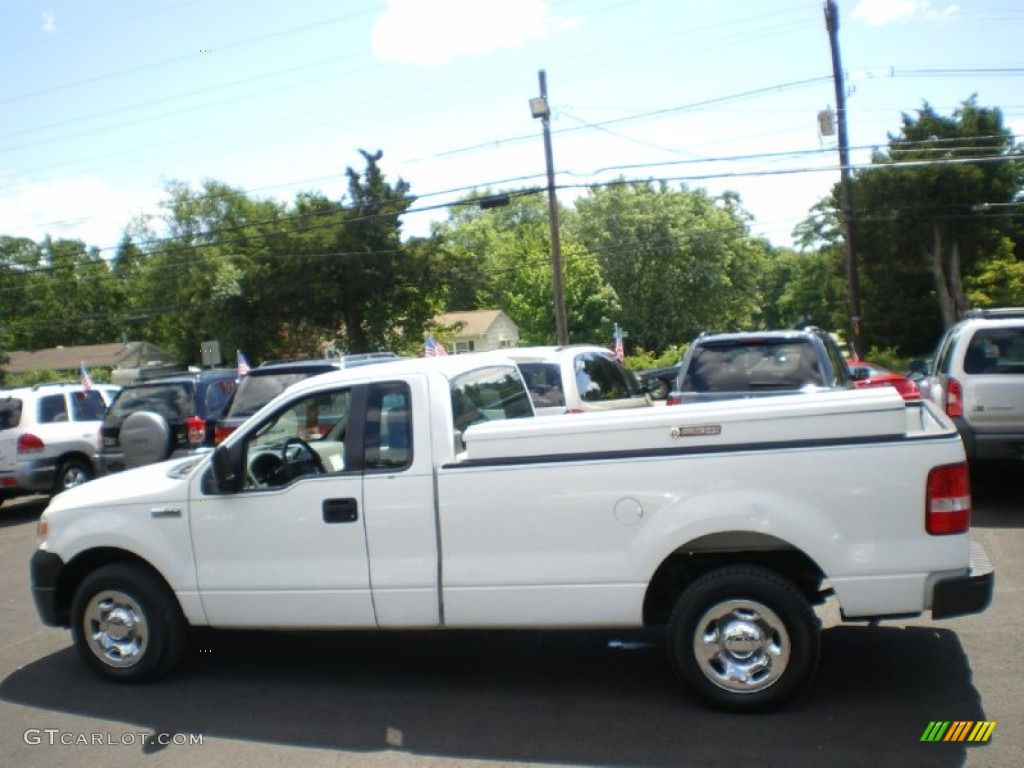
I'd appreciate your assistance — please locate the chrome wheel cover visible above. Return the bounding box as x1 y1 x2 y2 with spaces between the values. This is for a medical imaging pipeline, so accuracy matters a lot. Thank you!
692 598 790 693
60 465 90 491
82 589 149 668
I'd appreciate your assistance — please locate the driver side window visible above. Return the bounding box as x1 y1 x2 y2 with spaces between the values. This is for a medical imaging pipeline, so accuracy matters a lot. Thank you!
242 388 351 490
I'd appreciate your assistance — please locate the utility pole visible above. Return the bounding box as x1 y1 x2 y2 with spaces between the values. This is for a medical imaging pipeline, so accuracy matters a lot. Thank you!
529 70 570 346
825 0 863 357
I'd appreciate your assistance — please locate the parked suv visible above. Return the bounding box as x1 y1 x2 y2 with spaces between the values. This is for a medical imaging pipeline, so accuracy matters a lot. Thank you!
0 383 119 505
214 353 403 444
923 308 1024 462
667 327 853 405
506 345 650 416
99 370 237 473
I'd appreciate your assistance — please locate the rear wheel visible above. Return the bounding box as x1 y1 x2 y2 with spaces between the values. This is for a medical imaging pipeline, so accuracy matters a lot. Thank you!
70 563 186 682
667 566 820 711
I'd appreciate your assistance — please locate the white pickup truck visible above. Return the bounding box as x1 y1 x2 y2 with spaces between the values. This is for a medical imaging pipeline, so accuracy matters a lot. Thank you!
30 353 993 711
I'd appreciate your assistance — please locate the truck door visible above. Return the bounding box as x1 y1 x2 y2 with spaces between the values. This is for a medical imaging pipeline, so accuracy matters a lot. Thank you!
360 377 441 627
189 385 375 627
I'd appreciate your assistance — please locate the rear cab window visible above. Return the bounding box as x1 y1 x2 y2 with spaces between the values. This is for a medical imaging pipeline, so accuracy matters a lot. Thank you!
516 362 567 409
450 365 534 437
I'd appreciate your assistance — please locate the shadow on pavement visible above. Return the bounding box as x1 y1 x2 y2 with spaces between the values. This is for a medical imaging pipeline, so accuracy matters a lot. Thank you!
970 462 1021 528
0 497 48 529
1 624 989 767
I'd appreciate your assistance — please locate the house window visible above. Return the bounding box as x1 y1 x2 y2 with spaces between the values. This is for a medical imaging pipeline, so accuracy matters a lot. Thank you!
453 340 475 354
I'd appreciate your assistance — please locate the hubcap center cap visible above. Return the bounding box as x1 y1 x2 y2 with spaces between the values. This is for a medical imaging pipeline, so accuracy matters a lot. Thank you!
721 619 764 659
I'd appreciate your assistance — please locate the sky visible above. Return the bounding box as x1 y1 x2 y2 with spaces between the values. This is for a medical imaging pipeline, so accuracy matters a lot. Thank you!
1 0 1022 255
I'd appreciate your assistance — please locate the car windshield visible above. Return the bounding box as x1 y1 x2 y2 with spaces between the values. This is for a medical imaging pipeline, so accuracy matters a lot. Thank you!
226 372 319 417
684 341 820 392
108 383 194 424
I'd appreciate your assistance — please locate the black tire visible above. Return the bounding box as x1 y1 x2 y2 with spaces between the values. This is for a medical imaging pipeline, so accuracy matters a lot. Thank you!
70 563 187 683
667 565 820 712
53 458 93 495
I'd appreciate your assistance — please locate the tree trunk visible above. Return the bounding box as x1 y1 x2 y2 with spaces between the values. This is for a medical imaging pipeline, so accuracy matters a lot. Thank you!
928 223 958 329
948 240 968 317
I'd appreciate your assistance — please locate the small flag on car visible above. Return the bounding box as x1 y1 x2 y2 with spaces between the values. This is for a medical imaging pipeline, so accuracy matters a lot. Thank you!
80 361 92 391
237 350 251 377
424 334 448 357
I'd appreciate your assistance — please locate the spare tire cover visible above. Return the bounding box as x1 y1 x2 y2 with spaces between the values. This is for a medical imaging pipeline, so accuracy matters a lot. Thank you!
120 411 173 468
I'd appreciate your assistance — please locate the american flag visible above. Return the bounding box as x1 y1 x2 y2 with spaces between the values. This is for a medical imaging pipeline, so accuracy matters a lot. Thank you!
613 325 624 363
80 361 92 391
237 349 251 377
424 334 448 357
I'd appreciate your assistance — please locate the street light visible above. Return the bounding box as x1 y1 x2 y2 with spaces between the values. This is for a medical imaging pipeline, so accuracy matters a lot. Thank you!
531 70 569 346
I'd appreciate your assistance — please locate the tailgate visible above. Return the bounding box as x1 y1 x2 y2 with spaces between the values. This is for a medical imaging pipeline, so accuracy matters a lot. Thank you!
963 373 1024 432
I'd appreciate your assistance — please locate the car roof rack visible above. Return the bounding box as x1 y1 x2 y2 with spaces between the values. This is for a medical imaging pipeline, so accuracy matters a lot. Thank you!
964 307 1024 319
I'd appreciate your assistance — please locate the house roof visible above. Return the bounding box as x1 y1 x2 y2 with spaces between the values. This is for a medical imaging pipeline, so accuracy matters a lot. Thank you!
3 342 174 374
435 309 509 338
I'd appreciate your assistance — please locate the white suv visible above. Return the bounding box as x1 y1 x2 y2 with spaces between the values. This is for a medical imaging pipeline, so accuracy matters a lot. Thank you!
0 383 119 506
924 308 1024 462
506 345 650 416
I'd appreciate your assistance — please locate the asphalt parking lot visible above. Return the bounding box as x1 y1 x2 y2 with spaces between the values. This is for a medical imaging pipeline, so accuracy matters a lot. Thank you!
0 468 1020 768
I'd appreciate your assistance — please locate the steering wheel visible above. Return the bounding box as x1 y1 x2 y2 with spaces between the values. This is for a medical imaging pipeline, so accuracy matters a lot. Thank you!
281 437 326 478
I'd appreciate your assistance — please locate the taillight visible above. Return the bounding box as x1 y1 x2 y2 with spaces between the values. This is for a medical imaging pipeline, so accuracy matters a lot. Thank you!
944 377 963 418
186 416 206 446
926 463 971 535
666 395 681 406
214 424 235 445
17 433 45 453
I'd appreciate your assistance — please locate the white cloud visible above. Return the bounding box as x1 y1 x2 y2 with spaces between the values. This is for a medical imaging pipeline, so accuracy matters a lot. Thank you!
371 0 573 66
851 0 958 26
41 10 56 34
0 178 162 252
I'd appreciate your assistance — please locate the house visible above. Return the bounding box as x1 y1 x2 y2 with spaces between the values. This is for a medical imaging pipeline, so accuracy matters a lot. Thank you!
2 341 178 384
434 310 520 354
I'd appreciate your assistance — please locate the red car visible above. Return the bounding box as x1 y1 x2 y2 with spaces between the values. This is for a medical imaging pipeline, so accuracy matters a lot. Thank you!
850 362 921 400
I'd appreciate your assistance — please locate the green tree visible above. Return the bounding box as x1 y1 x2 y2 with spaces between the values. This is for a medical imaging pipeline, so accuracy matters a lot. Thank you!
848 97 1022 351
282 150 434 354
571 181 768 353
431 192 619 344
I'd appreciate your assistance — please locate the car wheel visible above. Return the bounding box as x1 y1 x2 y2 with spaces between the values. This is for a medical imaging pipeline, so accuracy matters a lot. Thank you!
667 565 820 711
119 411 173 468
70 563 187 682
53 458 93 494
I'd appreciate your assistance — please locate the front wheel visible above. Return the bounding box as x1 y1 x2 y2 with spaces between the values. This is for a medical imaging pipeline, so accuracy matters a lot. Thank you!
667 566 820 711
70 563 187 682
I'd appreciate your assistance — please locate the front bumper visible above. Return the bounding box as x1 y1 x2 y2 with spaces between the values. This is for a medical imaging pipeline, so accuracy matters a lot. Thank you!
931 541 995 620
30 549 68 627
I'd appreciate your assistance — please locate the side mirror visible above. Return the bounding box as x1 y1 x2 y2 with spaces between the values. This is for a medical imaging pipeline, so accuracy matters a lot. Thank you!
907 360 929 378
209 444 240 493
849 366 870 382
